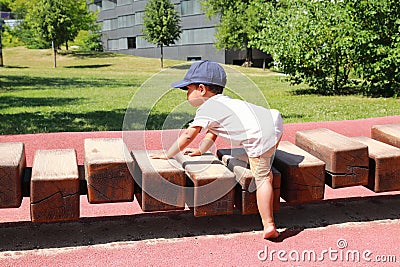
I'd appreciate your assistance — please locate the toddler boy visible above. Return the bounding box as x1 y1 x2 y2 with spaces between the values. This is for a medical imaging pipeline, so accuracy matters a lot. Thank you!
151 60 283 239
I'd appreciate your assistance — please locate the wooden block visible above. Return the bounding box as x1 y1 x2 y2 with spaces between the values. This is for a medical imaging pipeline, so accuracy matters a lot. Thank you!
216 148 280 214
31 149 79 222
176 153 235 217
372 124 400 149
175 152 221 168
352 136 400 192
295 128 369 188
131 150 185 212
84 138 134 204
231 160 281 214
274 141 326 203
216 148 249 166
0 142 26 208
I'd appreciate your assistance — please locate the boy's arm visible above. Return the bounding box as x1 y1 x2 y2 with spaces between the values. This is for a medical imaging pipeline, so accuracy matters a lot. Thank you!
150 126 202 159
184 131 217 156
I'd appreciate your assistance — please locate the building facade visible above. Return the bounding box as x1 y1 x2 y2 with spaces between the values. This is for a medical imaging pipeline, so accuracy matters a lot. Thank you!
89 0 269 66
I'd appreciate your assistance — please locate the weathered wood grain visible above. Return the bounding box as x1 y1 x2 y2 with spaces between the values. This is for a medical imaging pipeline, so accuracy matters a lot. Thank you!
176 153 235 217
84 138 134 204
132 150 185 212
372 124 400 149
274 141 326 203
31 149 79 222
295 128 369 188
353 136 400 192
0 142 25 208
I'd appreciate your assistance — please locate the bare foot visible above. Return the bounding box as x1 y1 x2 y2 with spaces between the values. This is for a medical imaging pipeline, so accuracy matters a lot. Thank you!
263 223 280 239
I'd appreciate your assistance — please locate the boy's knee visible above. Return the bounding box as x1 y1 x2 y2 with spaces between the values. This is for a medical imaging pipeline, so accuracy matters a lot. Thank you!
254 170 273 184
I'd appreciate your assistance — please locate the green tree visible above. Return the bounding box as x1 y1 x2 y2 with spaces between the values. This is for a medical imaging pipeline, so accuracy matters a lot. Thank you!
11 0 97 67
250 0 399 97
251 0 358 94
28 0 73 67
143 0 181 68
0 0 12 11
9 0 40 48
62 1 98 51
202 0 258 66
73 30 103 52
348 0 400 97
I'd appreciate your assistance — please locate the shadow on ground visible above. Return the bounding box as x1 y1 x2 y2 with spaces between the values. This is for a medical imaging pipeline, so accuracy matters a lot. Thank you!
290 86 363 96
0 96 80 109
0 194 399 251
2 66 29 69
0 107 193 134
58 51 118 59
64 64 113 69
0 109 126 134
0 75 136 92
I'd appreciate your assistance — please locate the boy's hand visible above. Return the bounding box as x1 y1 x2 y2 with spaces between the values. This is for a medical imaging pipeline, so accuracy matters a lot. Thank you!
150 152 169 160
183 148 202 157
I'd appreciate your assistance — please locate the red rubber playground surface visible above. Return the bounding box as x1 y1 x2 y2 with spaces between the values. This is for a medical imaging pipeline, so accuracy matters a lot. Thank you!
1 116 400 266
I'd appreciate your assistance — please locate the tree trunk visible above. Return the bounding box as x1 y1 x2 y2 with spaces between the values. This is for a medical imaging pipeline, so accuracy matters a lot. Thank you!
52 40 57 68
0 30 3 67
160 44 164 69
343 57 350 86
333 53 339 93
243 47 253 67
66 40 69 51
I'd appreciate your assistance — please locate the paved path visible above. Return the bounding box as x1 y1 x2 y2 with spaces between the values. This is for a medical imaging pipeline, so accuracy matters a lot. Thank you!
1 116 400 266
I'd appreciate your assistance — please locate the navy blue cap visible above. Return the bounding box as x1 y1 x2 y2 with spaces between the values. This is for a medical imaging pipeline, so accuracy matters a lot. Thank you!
171 60 227 90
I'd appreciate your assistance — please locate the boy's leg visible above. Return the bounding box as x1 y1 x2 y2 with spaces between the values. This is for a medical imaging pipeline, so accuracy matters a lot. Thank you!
249 147 279 239
256 171 279 239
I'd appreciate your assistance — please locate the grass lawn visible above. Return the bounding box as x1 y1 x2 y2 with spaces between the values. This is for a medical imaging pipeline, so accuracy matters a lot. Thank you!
0 47 398 135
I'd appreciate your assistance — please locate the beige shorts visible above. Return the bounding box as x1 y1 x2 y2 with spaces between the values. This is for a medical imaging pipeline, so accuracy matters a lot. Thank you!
248 146 276 183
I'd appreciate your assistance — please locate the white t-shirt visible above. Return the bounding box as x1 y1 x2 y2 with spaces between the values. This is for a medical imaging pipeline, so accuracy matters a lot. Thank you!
190 94 283 157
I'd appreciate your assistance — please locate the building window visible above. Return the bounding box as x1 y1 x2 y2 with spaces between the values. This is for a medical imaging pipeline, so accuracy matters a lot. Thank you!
177 27 215 45
181 0 202 16
128 37 136 49
102 0 117 10
89 2 102 12
107 39 119 50
136 36 156 49
135 11 144 25
117 0 132 6
118 15 135 28
102 18 118 31
187 56 201 61
119 38 128 50
107 38 130 50
102 20 111 31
